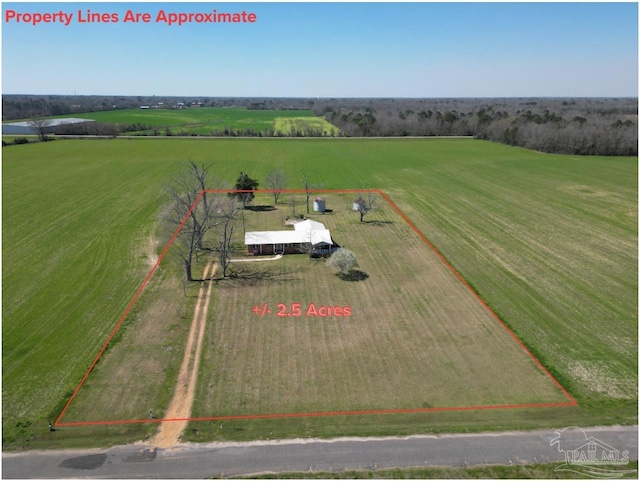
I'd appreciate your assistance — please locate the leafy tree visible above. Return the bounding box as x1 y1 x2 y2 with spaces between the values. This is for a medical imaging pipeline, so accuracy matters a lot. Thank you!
502 126 519 146
353 112 376 135
230 172 259 208
326 248 359 277
444 111 458 124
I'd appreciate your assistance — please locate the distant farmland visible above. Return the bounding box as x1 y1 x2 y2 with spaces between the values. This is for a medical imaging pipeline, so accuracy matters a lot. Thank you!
273 117 340 136
2 138 636 448
47 107 341 136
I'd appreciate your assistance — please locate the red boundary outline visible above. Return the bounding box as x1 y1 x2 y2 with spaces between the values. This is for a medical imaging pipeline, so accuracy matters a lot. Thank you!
55 189 576 427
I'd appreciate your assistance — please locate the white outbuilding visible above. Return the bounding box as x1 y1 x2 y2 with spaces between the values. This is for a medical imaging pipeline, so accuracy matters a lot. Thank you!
313 197 326 212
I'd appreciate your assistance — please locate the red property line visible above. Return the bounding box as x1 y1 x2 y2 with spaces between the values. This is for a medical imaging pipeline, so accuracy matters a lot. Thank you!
55 191 205 426
58 401 576 427
55 189 575 427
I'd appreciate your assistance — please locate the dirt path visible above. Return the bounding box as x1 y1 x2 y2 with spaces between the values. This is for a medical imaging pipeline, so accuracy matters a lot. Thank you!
150 261 217 449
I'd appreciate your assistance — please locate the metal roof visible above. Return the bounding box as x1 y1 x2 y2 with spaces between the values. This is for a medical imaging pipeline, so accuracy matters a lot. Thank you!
245 220 333 246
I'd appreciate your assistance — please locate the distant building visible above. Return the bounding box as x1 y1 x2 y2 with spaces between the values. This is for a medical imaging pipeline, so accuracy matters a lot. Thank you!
2 118 96 135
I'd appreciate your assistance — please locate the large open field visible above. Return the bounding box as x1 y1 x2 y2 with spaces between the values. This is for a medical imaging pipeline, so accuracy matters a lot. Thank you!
2 138 636 448
42 107 337 136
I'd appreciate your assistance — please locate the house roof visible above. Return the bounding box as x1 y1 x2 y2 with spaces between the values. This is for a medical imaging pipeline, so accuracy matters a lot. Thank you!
294 219 326 232
245 219 333 246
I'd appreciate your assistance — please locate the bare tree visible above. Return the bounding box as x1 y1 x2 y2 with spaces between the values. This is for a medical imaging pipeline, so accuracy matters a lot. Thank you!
164 161 217 283
265 168 287 204
300 172 325 215
302 172 311 214
353 192 377 222
165 186 201 284
187 160 215 250
27 118 53 141
213 196 242 278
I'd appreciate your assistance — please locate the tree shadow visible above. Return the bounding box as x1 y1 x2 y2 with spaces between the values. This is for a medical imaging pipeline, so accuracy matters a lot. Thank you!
216 266 297 287
337 270 369 282
362 220 394 226
245 205 276 212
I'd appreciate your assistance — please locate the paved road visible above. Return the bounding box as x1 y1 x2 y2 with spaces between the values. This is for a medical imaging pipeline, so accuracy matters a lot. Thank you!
3 426 637 479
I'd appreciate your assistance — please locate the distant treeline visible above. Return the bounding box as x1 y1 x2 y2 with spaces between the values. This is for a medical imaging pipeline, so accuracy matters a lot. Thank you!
313 98 637 156
52 124 344 138
3 95 637 155
1 94 308 120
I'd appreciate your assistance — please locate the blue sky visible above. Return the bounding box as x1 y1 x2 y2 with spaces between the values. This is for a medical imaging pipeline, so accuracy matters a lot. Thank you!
2 2 638 97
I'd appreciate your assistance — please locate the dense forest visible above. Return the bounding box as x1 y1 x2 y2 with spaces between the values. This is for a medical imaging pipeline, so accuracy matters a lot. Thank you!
2 95 637 156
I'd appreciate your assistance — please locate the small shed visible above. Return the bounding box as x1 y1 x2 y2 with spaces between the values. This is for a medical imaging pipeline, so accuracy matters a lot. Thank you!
313 197 326 212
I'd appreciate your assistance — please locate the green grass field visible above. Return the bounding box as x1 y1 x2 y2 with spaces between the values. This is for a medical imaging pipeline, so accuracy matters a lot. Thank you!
2 138 636 448
243 461 640 479
42 107 330 136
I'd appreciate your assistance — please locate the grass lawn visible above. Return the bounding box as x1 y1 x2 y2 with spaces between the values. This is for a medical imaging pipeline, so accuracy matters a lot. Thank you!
240 460 640 479
2 138 636 449
188 193 569 419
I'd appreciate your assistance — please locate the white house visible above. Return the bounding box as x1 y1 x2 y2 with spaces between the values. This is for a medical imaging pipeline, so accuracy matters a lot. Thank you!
245 219 337 256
